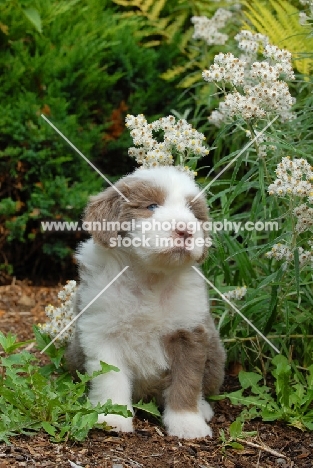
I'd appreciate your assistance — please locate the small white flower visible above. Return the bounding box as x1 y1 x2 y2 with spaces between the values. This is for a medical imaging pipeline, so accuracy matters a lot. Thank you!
40 281 77 347
299 11 310 25
265 244 293 262
224 286 247 300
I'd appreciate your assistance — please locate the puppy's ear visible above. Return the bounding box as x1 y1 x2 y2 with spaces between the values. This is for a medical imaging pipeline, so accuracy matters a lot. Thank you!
188 195 209 223
83 186 122 246
188 195 210 264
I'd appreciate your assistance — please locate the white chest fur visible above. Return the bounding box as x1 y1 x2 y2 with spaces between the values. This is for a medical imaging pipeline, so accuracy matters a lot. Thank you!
75 240 209 378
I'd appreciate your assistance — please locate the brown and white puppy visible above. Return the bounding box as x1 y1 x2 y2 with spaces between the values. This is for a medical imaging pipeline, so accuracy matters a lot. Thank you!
66 166 225 439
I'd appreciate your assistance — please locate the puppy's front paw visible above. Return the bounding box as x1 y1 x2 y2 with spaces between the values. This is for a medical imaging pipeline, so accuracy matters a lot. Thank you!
97 414 134 433
163 409 212 439
199 400 214 422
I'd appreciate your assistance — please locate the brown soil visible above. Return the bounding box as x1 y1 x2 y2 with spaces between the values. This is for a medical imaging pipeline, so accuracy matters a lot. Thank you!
0 281 312 468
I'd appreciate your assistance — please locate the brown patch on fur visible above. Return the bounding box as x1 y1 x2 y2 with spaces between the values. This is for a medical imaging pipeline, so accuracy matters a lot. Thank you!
203 334 226 396
163 326 208 412
186 195 209 222
122 179 165 211
196 241 210 265
185 195 210 264
83 177 166 246
83 187 121 245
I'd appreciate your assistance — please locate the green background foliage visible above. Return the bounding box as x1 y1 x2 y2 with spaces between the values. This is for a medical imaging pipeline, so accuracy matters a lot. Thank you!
0 0 183 280
1 0 313 384
0 0 313 440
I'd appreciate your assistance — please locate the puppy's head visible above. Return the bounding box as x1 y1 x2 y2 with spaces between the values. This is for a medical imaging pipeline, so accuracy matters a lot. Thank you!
84 166 211 270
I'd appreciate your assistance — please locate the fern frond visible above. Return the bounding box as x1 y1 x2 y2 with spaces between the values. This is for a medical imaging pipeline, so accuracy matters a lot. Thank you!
178 70 202 88
149 0 167 21
166 12 189 44
160 63 194 81
242 0 313 76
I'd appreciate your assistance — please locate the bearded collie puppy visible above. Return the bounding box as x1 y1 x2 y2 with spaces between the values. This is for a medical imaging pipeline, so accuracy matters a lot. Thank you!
66 166 225 439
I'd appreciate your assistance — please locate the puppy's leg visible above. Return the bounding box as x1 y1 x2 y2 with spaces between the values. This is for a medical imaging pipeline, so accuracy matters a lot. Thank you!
163 326 212 439
86 345 134 433
203 333 226 397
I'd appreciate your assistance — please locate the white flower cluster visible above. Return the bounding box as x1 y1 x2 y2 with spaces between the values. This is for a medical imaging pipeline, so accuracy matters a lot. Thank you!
191 9 233 46
268 156 313 199
202 53 246 86
266 243 313 266
39 280 76 347
268 157 313 262
235 30 269 65
223 286 247 300
294 204 313 232
125 114 209 177
202 31 296 126
265 243 293 262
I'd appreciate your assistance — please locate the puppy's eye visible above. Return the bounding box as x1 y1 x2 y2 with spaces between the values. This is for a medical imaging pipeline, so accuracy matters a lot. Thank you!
147 204 159 211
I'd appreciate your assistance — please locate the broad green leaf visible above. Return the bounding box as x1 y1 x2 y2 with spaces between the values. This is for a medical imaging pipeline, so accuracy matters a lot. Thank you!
272 355 291 409
238 371 262 392
22 8 42 33
41 421 56 437
261 409 283 421
229 420 243 439
70 412 98 441
0 331 33 354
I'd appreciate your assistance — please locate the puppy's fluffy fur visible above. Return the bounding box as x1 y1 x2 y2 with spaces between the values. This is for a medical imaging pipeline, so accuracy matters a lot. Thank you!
66 166 226 439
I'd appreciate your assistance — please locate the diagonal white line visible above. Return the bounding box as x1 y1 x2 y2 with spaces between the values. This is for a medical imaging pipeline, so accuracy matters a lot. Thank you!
40 266 129 354
41 114 130 203
192 115 278 202
192 266 280 354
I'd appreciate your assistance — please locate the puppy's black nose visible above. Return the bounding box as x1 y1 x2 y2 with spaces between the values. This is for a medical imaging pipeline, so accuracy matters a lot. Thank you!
175 228 192 239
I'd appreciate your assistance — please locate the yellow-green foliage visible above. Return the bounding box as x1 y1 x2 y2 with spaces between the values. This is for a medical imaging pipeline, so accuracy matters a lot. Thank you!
111 0 220 47
112 0 188 45
111 0 236 86
242 0 313 76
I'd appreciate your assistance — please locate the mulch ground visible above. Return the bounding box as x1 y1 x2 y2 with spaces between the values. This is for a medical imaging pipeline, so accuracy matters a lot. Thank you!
0 280 312 468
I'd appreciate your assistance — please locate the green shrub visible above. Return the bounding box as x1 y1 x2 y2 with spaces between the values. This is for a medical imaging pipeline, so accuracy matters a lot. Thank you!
0 0 183 280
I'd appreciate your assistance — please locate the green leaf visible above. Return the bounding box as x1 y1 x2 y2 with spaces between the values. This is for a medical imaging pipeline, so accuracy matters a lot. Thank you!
33 326 57 356
272 355 291 410
229 419 243 439
261 409 284 421
22 8 42 33
76 361 119 385
95 400 131 418
0 331 32 354
133 399 161 418
41 421 56 437
229 441 244 450
70 412 98 441
238 371 263 392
